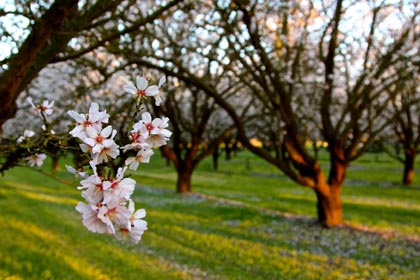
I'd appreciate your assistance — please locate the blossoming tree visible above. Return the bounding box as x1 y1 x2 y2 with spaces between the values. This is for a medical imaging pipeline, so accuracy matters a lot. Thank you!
151 81 237 193
382 66 420 185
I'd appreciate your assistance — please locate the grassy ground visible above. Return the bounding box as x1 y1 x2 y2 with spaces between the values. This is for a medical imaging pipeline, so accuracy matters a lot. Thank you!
1 151 419 279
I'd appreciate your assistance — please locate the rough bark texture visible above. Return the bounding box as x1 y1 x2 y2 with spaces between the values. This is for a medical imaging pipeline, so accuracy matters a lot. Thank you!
403 149 416 185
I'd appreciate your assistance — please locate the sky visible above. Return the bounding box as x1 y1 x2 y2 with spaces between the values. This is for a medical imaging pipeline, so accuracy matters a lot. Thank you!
0 0 30 62
0 0 414 65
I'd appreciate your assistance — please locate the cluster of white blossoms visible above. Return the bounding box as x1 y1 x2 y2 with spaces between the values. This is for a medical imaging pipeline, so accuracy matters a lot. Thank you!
67 102 119 165
15 75 169 244
123 112 172 170
65 75 171 244
72 163 146 243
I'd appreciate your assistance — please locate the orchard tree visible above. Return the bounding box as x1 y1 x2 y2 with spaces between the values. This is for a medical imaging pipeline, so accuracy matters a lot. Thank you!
98 0 257 192
121 0 420 227
385 69 420 185
0 0 183 134
153 81 236 193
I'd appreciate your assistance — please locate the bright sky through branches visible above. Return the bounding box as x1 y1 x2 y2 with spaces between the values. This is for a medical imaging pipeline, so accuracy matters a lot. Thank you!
0 0 30 63
0 0 416 69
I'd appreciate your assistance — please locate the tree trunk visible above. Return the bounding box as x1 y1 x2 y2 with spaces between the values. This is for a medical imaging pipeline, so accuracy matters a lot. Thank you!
176 166 192 193
403 149 415 185
315 187 343 227
212 146 219 170
224 138 232 161
52 155 60 172
232 138 239 156
315 155 346 227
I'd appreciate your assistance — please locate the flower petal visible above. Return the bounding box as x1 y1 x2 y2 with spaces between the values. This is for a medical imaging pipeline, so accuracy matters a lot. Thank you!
123 83 137 95
136 76 148 90
158 76 166 87
141 112 152 123
101 126 113 138
145 85 159 96
89 102 99 115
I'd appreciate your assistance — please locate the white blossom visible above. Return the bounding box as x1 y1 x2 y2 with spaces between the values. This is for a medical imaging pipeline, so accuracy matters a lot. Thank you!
25 153 46 167
125 148 154 170
123 76 160 98
17 129 35 143
27 97 54 115
65 165 88 179
67 102 109 139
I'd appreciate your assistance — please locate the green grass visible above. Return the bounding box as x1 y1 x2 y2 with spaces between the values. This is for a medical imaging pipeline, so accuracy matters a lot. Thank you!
1 151 420 279
135 150 420 237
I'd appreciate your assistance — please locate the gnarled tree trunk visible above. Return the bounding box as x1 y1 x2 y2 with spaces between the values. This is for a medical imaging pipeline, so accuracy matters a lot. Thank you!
315 186 343 227
314 157 346 227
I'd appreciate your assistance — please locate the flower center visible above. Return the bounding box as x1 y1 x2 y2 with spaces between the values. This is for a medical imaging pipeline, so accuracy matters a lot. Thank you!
95 135 103 144
137 89 146 97
110 180 119 189
83 115 93 127
107 207 117 219
145 123 153 131
35 104 46 111
135 154 143 161
130 132 140 142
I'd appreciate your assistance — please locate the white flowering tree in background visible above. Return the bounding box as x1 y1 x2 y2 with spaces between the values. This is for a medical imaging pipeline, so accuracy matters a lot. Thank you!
152 80 237 193
122 0 420 227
